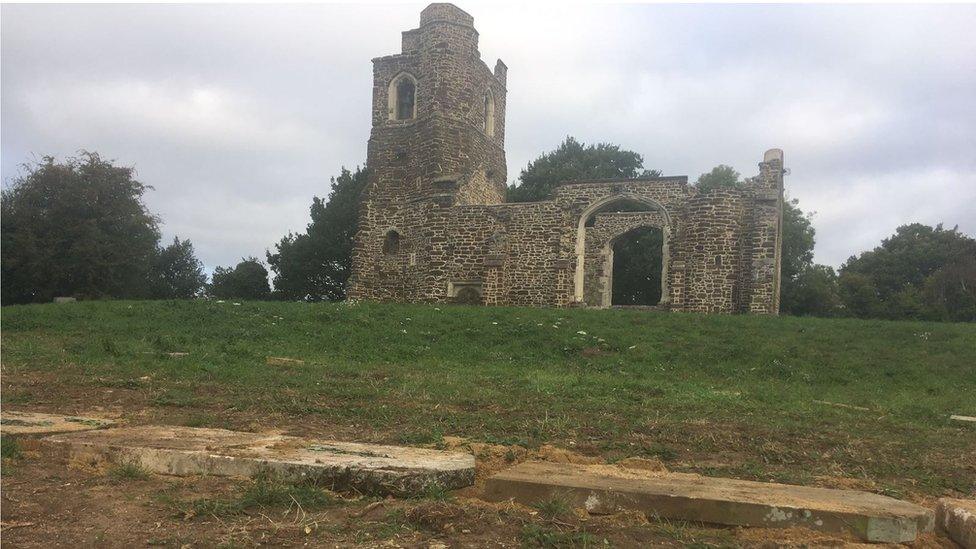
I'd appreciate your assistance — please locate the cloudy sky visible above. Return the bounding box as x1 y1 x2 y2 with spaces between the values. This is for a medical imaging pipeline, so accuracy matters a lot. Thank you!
3 2 974 273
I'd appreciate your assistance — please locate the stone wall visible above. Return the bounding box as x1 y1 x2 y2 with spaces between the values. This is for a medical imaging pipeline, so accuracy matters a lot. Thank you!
347 3 785 315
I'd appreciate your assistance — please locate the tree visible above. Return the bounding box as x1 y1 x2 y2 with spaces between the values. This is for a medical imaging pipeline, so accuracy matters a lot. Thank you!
778 199 827 316
267 167 368 301
150 237 207 299
838 224 976 321
507 137 660 202
1 152 161 304
921 253 976 322
209 257 271 300
611 227 664 306
782 264 842 317
694 165 742 193
837 272 883 319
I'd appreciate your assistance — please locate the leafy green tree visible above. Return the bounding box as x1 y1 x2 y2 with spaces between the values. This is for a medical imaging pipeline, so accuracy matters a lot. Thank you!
1 152 161 304
209 257 271 300
778 199 828 316
839 223 976 321
782 264 842 317
267 167 368 301
921 253 976 322
507 137 660 202
694 165 742 193
150 237 207 299
780 200 816 285
837 272 882 319
611 227 664 306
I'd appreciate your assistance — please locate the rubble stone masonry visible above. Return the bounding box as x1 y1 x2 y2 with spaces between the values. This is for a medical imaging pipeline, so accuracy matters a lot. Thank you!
347 3 784 314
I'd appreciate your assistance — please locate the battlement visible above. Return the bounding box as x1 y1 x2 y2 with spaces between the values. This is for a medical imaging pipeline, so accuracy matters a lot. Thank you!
420 3 474 27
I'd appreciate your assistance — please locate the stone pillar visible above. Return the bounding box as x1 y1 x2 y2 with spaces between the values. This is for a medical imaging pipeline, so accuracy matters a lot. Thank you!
747 149 785 315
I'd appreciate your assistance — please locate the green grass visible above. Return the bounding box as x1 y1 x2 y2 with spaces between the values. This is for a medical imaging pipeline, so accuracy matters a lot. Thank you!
107 461 151 482
1 436 21 460
520 524 600 548
532 496 572 521
2 300 975 496
165 473 337 519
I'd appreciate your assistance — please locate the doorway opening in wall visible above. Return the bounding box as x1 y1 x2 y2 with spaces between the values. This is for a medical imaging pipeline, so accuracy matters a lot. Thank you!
610 226 664 306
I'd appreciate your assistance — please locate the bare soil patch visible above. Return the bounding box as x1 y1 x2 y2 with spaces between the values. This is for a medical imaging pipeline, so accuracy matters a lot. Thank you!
1 408 957 547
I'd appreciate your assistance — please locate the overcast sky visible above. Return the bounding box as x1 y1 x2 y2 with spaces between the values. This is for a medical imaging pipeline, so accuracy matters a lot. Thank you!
3 2 975 273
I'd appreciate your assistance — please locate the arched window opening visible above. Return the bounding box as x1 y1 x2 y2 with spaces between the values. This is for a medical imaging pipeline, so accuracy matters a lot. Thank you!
611 226 664 306
389 73 417 121
382 230 401 256
483 89 495 136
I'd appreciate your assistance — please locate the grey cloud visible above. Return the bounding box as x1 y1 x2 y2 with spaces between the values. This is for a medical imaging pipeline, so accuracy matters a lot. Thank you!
3 3 974 272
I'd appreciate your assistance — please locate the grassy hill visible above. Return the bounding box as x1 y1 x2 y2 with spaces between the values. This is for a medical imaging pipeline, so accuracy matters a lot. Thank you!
3 300 974 497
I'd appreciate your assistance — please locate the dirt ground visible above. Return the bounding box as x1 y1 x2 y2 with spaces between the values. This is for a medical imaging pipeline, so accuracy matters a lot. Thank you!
0 371 962 548
0 428 957 548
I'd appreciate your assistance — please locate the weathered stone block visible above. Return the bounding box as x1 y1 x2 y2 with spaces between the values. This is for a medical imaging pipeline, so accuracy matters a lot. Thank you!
1 410 115 435
483 462 933 543
937 498 976 548
43 426 475 496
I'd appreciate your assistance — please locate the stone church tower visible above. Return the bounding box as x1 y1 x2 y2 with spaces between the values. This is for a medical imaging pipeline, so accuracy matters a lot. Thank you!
348 3 784 314
347 3 509 302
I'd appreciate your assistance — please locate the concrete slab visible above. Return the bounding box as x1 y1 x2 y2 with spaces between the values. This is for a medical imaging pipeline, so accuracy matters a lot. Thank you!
937 498 976 548
0 411 115 435
483 462 933 543
42 425 474 496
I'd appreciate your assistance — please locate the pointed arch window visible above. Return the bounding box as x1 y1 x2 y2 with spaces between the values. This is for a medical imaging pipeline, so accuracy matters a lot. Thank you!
388 73 417 121
483 89 495 136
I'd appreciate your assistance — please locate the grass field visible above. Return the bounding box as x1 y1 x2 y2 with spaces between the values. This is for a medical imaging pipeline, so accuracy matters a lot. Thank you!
3 299 975 501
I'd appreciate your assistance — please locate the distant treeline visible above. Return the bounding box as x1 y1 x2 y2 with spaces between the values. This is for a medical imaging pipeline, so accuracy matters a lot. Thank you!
3 145 973 322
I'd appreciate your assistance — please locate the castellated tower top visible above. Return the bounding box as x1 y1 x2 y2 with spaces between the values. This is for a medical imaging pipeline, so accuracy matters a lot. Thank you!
401 3 481 56
419 3 475 27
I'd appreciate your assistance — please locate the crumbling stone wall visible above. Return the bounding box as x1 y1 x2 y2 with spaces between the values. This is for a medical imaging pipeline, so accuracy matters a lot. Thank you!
347 3 785 314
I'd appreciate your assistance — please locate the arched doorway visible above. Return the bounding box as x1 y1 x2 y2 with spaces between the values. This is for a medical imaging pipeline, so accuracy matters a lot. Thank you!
574 194 670 306
609 226 664 306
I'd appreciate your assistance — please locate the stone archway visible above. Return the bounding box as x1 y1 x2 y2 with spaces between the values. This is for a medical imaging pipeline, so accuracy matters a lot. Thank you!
573 194 671 306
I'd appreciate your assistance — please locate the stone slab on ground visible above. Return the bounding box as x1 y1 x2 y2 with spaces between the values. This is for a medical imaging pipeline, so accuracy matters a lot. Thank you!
0 411 115 435
483 462 933 543
42 425 474 496
937 498 976 548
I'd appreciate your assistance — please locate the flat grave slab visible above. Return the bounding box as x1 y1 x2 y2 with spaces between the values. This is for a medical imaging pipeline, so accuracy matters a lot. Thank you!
1 410 115 435
483 462 933 543
42 425 474 496
937 498 976 548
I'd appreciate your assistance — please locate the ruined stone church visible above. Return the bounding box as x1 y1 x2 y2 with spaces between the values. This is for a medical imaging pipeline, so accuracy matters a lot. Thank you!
347 3 785 314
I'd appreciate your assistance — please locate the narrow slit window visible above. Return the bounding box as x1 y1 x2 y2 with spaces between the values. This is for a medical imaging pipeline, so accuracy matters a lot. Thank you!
383 230 401 255
483 90 495 136
396 79 415 120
